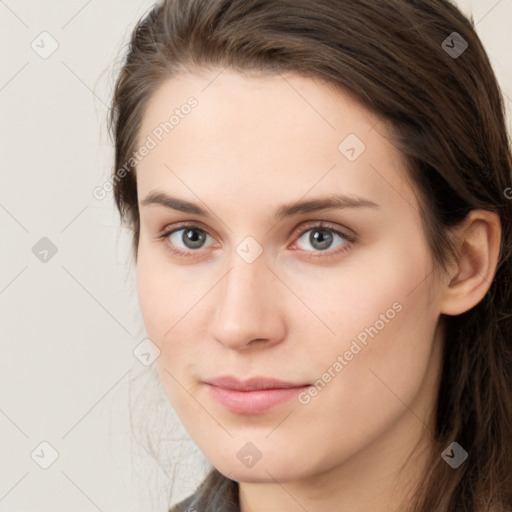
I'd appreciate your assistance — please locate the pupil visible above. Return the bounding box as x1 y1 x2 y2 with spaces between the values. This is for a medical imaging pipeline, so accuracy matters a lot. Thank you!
183 229 205 249
310 230 333 250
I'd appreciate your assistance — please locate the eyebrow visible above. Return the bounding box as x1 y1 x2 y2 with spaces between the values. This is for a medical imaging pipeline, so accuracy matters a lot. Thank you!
141 190 380 222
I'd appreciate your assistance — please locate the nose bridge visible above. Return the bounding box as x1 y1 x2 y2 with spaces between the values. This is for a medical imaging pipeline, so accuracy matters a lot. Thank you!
219 253 270 324
209 250 286 349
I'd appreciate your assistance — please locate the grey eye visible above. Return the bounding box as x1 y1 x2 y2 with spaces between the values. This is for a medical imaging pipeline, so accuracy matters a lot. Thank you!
296 228 347 251
169 228 209 250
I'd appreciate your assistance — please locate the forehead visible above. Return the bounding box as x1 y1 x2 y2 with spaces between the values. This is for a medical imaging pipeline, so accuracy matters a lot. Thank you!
138 68 384 147
135 69 414 216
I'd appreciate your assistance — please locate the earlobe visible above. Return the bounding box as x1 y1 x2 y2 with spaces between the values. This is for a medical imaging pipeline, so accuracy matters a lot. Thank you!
440 210 501 316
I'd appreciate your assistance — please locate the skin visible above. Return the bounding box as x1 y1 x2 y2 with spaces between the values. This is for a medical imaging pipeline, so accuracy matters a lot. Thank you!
134 69 501 512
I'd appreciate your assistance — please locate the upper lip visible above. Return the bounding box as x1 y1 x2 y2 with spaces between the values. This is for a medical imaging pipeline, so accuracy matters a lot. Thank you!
205 375 310 391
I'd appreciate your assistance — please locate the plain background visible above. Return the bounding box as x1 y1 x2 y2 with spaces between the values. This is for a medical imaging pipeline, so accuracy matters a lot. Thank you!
0 1 511 511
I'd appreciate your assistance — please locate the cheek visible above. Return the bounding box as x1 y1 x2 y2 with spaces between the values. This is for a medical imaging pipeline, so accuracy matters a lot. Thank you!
285 223 435 349
304 231 440 425
136 244 202 342
136 264 193 416
292 226 439 390
136 250 210 393
136 258 171 343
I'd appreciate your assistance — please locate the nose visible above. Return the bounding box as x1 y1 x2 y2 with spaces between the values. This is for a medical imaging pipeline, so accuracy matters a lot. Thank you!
208 255 287 351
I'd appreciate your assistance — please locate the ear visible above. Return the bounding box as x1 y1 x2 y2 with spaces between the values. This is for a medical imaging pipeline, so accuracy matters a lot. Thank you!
440 209 501 316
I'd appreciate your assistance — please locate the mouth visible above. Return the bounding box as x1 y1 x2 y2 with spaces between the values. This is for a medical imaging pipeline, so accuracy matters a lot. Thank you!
203 375 311 414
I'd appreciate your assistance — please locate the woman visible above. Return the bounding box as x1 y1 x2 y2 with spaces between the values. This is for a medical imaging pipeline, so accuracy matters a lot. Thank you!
108 0 512 510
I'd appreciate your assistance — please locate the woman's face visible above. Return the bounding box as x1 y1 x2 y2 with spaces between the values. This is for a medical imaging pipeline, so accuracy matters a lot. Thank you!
135 69 446 485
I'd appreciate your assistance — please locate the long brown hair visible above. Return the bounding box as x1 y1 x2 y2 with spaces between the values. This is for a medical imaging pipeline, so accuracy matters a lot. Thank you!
108 1 512 510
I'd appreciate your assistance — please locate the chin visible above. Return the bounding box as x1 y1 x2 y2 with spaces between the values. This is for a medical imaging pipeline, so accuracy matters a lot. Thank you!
216 465 290 484
212 452 311 484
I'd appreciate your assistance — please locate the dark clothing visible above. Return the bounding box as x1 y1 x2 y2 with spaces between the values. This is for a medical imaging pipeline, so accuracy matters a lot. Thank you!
169 469 239 512
169 493 197 512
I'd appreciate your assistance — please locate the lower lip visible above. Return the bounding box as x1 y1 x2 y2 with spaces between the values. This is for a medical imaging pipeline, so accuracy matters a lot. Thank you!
206 384 310 414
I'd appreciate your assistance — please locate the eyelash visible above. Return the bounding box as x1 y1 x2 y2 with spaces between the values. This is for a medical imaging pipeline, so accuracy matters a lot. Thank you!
156 221 356 260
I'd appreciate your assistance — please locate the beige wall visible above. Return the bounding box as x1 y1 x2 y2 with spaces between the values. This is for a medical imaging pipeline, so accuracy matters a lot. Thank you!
0 1 510 510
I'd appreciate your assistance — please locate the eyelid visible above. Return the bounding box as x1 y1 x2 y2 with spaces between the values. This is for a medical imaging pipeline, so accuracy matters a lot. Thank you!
157 221 216 241
289 220 357 245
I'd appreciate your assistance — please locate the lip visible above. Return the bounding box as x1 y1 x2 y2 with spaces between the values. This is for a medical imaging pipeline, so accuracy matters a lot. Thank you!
204 375 311 414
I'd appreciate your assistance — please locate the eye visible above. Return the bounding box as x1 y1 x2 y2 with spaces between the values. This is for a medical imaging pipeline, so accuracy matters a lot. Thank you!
159 223 214 256
293 223 354 254
157 221 355 259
